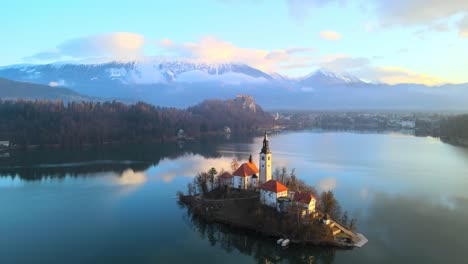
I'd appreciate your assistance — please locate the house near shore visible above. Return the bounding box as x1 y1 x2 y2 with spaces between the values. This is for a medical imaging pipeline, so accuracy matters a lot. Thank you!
293 192 316 216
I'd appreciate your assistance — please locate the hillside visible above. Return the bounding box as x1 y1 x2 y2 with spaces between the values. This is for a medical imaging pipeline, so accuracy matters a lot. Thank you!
0 95 273 148
188 95 273 132
0 78 92 101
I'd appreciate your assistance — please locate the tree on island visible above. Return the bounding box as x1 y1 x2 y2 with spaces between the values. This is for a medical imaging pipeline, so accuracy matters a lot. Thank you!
273 166 318 196
195 172 210 194
208 167 218 191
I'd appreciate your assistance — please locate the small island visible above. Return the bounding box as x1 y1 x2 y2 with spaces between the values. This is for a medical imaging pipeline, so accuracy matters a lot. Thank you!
179 132 368 249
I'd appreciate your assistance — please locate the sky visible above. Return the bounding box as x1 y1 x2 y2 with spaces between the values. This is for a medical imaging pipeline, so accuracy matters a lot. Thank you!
1 0 467 85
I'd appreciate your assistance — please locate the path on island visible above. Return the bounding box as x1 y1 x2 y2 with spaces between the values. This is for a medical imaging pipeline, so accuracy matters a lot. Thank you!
317 210 368 248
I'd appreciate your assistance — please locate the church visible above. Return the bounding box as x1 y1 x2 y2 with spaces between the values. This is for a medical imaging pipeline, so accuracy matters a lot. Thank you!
228 131 273 190
223 131 316 214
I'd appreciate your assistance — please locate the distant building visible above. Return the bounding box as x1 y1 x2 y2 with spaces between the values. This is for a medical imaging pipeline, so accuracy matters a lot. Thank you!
0 141 9 151
259 131 272 185
219 172 233 187
259 180 289 208
232 155 259 190
177 129 185 139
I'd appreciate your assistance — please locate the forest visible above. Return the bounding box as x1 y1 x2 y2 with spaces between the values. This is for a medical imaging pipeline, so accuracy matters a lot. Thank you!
440 114 468 146
0 95 273 148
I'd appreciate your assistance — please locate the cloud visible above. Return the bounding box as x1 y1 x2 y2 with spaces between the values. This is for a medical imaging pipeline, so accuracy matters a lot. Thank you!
116 169 147 185
286 0 339 23
458 14 468 37
319 30 342 41
320 56 370 72
48 80 66 87
361 66 448 85
26 32 146 61
321 55 448 85
159 38 174 48
157 36 316 72
372 0 468 36
374 0 468 26
378 67 449 85
318 177 337 191
286 0 468 35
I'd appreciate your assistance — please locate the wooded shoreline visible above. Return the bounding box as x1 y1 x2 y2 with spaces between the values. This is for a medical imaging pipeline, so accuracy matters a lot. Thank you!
179 194 353 249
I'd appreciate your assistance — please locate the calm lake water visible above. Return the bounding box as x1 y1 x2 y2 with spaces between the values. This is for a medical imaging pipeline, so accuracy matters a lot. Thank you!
1 131 468 264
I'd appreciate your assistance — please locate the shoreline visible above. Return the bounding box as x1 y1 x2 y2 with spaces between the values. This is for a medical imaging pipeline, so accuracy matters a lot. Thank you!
179 194 354 249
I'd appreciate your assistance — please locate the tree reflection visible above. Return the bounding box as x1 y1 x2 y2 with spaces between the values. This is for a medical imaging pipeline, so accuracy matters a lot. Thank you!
0 135 255 180
180 203 337 264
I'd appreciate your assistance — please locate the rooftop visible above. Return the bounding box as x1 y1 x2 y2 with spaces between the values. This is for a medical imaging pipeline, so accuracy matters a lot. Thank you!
259 180 288 193
219 172 233 179
232 161 259 177
293 192 315 204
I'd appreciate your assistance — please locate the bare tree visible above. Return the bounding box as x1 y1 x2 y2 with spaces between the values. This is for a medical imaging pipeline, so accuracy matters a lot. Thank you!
230 158 239 172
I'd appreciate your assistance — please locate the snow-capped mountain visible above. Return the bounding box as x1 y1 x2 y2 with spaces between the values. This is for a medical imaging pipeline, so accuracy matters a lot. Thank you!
299 69 366 86
0 60 273 87
0 60 467 111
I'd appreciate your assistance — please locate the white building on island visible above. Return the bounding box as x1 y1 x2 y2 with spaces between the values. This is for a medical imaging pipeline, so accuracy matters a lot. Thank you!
292 192 316 216
259 180 289 208
232 155 259 190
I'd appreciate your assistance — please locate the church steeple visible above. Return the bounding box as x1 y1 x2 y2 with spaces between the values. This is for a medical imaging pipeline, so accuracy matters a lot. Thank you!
261 131 270 154
259 131 272 184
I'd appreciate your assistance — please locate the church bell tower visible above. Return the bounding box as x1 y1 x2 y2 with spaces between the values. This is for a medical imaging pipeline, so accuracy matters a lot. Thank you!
259 131 272 184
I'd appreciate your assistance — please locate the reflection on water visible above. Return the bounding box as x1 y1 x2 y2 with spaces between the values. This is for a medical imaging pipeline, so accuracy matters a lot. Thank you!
0 131 468 264
181 203 338 264
0 135 252 180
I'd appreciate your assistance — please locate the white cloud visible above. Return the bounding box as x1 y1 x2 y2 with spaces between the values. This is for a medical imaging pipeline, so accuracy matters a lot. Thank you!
320 56 370 72
285 0 468 35
116 169 147 185
321 55 448 85
286 0 341 23
361 66 449 85
458 14 468 37
26 32 146 61
48 80 67 87
318 177 337 191
374 0 468 26
319 30 342 41
157 36 316 73
371 0 468 36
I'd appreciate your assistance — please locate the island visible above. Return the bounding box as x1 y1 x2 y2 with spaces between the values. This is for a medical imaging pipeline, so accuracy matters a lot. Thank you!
178 132 368 249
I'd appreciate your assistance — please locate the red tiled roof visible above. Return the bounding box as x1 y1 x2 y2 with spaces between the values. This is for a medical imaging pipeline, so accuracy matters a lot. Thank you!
219 172 233 179
232 162 259 177
293 192 315 204
259 180 288 193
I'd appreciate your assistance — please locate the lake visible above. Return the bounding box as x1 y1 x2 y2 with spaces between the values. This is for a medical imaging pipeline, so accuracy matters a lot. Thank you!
1 131 468 264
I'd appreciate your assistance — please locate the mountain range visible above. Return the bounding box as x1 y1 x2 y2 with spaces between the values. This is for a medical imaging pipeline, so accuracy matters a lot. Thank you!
0 60 467 111
0 77 92 102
